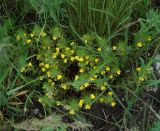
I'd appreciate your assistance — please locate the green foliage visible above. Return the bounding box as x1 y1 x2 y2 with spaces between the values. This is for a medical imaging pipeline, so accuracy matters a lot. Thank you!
0 91 8 107
28 0 65 22
150 120 160 131
15 13 158 115
65 0 139 35
16 26 120 114
146 9 160 33
26 0 151 37
1 0 160 130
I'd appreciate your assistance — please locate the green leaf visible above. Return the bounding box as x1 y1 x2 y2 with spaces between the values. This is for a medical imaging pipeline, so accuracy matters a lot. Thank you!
0 91 8 107
151 120 160 131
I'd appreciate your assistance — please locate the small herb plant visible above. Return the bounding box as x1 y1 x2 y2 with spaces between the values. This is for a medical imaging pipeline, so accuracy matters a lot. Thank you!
15 18 156 115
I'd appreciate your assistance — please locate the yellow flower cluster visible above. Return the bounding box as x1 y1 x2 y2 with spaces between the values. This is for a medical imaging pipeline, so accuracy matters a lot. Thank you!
39 63 50 72
19 29 120 116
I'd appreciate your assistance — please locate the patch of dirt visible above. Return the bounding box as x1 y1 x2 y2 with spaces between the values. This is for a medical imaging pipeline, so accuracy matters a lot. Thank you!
85 103 124 131
152 0 160 7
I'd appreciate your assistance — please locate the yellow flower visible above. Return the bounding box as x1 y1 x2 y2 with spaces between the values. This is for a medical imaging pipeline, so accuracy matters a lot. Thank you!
30 33 34 38
61 84 67 90
41 32 47 37
38 98 42 103
78 99 84 108
112 46 117 51
103 82 107 86
57 75 62 80
139 76 144 81
48 79 52 83
26 39 32 44
41 67 46 72
137 42 143 48
89 77 95 81
108 92 113 96
106 66 110 72
85 61 89 65
45 64 49 69
47 71 51 77
101 71 106 75
56 47 60 53
80 85 84 90
99 98 104 103
97 47 101 52
90 94 96 99
63 58 68 63
109 74 113 79
53 36 57 40
56 101 61 106
101 86 106 91
93 66 97 70
65 47 70 51
75 56 79 61
20 67 25 73
116 69 121 75
93 75 98 78
39 62 44 67
16 35 20 40
70 50 75 54
84 83 89 87
85 104 91 110
70 42 75 45
70 56 75 61
61 54 65 58
111 102 116 107
39 76 44 81
79 68 84 73
52 53 57 59
75 75 79 80
85 56 89 60
136 67 141 72
95 58 99 63
28 62 33 67
79 57 84 62
69 110 75 115
51 82 55 86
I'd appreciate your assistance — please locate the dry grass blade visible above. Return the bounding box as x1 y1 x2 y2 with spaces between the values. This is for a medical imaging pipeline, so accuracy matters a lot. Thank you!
14 115 67 130
15 90 28 97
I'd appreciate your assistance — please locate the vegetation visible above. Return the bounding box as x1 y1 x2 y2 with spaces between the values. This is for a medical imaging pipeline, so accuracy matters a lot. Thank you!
0 0 160 130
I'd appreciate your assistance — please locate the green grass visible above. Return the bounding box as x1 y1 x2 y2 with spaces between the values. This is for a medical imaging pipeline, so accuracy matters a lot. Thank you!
65 0 141 36
0 0 160 131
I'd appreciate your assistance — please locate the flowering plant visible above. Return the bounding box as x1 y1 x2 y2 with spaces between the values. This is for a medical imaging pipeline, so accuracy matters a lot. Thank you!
16 24 155 115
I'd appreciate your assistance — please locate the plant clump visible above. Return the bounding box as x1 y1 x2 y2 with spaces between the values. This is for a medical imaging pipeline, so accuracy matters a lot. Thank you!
16 24 155 115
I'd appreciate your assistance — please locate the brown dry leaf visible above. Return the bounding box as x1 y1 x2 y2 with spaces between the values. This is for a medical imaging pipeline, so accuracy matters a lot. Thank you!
16 90 28 97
